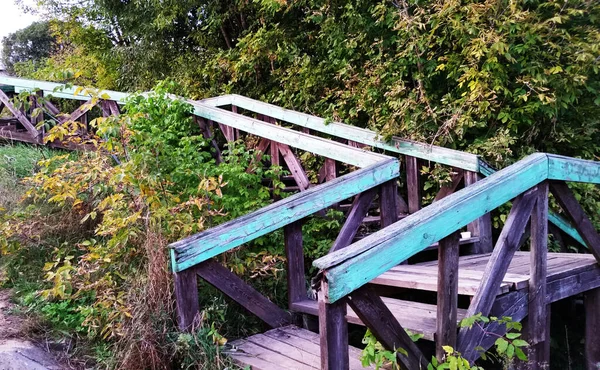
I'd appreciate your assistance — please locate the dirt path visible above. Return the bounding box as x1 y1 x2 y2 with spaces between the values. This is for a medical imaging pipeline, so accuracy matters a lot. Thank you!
0 290 62 370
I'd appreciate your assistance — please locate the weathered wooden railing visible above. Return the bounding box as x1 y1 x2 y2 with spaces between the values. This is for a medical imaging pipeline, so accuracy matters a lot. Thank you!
313 153 600 369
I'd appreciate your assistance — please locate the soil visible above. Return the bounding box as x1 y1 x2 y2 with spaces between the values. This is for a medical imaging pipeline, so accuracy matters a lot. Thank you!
0 289 63 370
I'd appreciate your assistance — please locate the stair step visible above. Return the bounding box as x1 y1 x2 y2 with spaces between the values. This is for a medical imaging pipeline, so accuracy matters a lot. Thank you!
291 298 466 341
227 325 374 370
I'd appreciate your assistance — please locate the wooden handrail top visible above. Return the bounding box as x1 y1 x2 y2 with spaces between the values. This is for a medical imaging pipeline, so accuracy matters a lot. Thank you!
169 158 400 273
313 153 600 303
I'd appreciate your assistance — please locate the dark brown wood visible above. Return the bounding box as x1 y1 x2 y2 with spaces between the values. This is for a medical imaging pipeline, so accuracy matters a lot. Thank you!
44 100 61 116
174 267 200 331
195 117 222 164
465 171 494 253
284 221 306 307
405 155 422 214
106 100 120 116
318 287 349 370
433 169 464 201
0 89 39 138
101 100 112 117
465 189 537 318
379 180 399 228
30 92 44 129
546 267 600 303
59 98 98 124
550 181 600 262
196 259 292 328
329 188 377 253
585 288 600 370
528 181 549 370
279 144 311 191
437 231 460 361
323 158 336 182
460 290 529 361
348 286 429 370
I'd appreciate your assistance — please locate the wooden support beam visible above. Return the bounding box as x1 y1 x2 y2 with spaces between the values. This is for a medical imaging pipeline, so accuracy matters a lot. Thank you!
322 158 337 182
405 155 422 213
279 144 311 191
586 288 600 370
59 98 98 124
44 100 60 116
195 117 222 164
101 100 112 117
465 189 537 318
30 91 44 129
550 181 600 262
196 259 292 328
465 171 494 253
329 188 378 253
0 89 39 139
437 231 460 361
379 180 399 228
284 221 306 307
433 169 464 202
174 267 199 331
528 181 549 370
348 286 429 370
318 286 349 370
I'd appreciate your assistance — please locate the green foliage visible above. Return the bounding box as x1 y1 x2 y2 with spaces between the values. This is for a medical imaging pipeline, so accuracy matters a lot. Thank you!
2 21 55 74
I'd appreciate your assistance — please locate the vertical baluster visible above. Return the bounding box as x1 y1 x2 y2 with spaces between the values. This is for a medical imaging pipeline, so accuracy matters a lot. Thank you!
465 171 493 253
284 220 306 307
405 155 422 214
437 231 460 361
318 281 349 370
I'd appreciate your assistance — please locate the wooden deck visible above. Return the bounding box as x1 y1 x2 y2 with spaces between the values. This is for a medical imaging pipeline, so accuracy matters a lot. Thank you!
227 326 375 370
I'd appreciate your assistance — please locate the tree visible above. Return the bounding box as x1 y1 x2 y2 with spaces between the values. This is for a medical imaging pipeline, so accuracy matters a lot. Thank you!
1 21 56 74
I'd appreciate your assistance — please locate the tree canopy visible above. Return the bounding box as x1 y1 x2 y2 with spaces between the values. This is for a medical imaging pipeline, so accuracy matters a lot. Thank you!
2 21 55 73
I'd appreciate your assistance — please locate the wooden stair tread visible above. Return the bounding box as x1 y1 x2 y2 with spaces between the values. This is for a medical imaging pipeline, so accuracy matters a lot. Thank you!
371 252 599 296
291 297 466 341
227 325 374 370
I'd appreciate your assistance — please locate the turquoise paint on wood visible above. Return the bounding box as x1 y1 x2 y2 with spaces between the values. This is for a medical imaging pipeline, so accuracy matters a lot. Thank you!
203 94 484 172
548 212 587 247
548 154 600 184
314 153 550 303
171 159 400 272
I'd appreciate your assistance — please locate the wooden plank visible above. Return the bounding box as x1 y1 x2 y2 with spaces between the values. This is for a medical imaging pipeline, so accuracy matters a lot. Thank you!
546 267 600 303
313 153 550 303
379 180 399 228
246 334 320 368
229 339 315 370
171 158 399 272
465 189 537 318
190 100 390 168
437 232 460 360
464 171 494 253
0 89 39 138
0 129 40 144
279 144 311 190
174 267 199 331
204 94 483 172
433 169 464 201
548 154 600 184
284 221 306 306
550 181 600 261
196 259 292 328
101 100 112 117
528 181 549 370
318 287 349 370
586 288 600 370
329 188 377 253
405 155 422 213
106 100 120 116
548 212 587 247
347 286 429 370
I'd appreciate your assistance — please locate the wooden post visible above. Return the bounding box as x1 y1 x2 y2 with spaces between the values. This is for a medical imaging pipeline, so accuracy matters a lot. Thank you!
329 188 377 253
284 220 306 307
528 181 549 370
405 155 422 214
379 180 399 227
318 285 349 370
174 267 199 331
437 231 460 361
585 288 600 370
465 171 493 253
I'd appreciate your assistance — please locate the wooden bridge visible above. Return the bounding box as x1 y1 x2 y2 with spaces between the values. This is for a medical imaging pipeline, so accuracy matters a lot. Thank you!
1 77 600 369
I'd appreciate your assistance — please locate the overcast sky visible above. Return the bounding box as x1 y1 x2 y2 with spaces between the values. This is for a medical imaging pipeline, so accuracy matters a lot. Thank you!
0 0 41 41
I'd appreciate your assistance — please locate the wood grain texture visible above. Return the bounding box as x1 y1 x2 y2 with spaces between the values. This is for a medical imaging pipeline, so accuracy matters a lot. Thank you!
174 267 199 331
528 182 549 370
59 98 98 124
172 158 399 272
405 155 422 214
550 181 600 262
348 286 429 370
284 221 306 306
0 89 39 138
278 144 311 190
434 169 464 202
329 188 377 253
548 154 600 184
464 171 494 254
379 180 399 228
585 288 600 370
314 153 549 303
465 189 537 318
196 259 292 328
318 287 349 370
436 232 460 360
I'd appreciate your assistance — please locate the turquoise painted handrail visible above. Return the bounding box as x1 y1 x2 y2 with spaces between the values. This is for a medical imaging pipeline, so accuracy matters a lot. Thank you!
170 158 399 272
313 153 600 303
